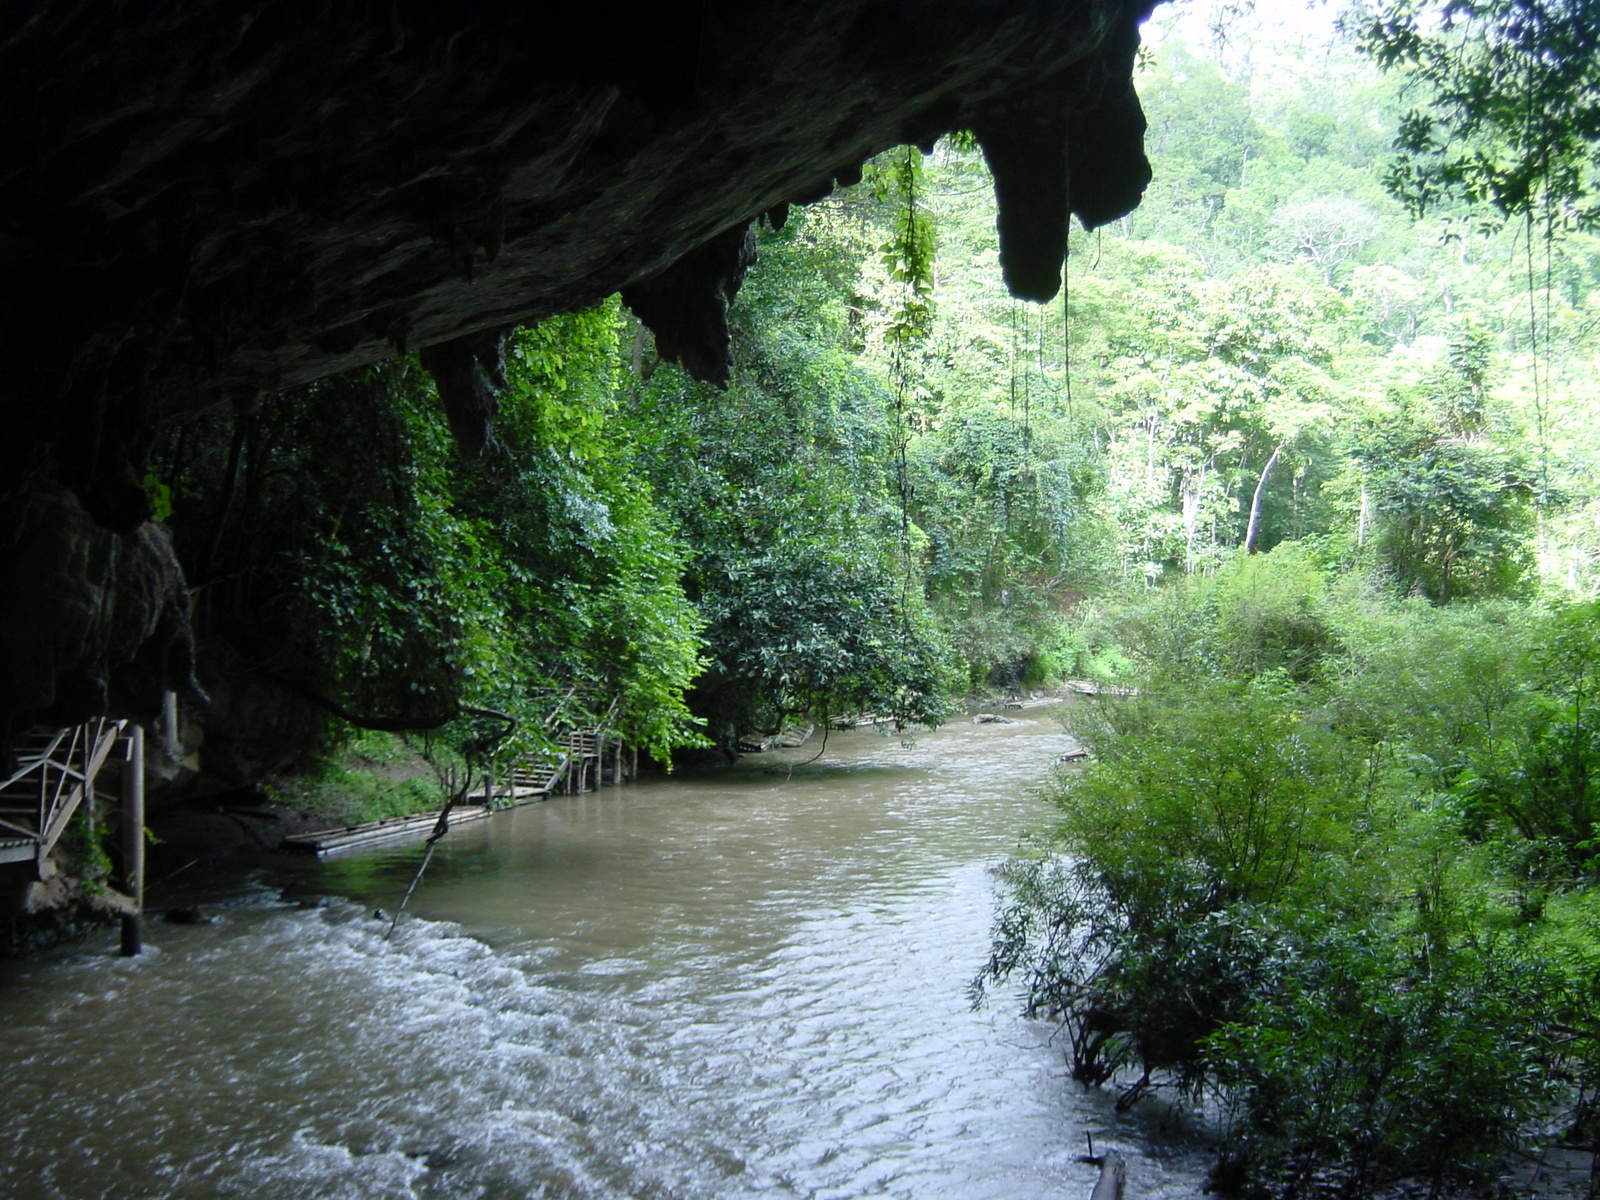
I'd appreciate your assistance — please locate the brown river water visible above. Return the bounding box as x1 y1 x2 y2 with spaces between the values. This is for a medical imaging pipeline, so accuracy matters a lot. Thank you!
0 708 1211 1200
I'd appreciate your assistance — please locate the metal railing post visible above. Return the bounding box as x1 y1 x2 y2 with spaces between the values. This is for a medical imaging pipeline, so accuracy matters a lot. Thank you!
119 724 145 956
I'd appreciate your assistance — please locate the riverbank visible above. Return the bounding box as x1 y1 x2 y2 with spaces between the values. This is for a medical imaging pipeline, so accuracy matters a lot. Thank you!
146 732 450 882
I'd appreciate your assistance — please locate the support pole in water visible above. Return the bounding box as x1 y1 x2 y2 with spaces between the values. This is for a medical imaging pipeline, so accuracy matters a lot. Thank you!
119 723 145 956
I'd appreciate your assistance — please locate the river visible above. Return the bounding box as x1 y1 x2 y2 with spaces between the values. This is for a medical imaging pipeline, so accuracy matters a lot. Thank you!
0 708 1210 1200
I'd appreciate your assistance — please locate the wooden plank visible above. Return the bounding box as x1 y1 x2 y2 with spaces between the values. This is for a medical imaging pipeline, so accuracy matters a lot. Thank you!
277 806 491 856
0 730 69 789
83 718 126 787
1063 680 1140 696
494 785 551 804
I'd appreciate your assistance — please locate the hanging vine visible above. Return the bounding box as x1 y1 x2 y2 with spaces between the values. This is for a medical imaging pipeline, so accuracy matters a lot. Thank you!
872 144 938 573
1062 225 1073 423
1354 0 1594 584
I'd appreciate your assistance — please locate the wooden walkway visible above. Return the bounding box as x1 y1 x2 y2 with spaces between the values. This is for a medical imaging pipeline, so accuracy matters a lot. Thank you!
4 701 636 936
279 724 637 857
1 719 132 877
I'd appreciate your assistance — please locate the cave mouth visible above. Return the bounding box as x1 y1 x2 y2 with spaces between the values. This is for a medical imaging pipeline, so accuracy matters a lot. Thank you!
0 0 1153 750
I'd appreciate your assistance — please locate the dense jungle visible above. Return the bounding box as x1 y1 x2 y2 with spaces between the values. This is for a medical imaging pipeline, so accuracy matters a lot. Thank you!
10 0 1600 1196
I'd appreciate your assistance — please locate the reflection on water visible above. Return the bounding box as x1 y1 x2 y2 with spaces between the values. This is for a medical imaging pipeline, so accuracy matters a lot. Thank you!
0 711 1210 1199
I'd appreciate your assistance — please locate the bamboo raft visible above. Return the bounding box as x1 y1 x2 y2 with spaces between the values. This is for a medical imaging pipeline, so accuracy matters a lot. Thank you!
1063 680 1140 696
735 725 815 754
278 806 491 857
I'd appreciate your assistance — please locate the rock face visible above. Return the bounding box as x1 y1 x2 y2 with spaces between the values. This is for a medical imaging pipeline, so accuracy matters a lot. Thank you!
0 486 203 728
0 0 1154 736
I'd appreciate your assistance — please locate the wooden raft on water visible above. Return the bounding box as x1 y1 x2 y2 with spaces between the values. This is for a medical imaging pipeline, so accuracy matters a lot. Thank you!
279 806 491 857
278 709 640 858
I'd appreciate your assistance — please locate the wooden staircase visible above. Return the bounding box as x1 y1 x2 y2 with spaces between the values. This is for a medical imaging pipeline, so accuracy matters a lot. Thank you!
559 728 603 792
497 724 634 802
505 749 569 797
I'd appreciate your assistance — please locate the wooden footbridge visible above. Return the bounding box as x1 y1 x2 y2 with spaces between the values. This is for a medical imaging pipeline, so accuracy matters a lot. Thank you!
1 717 147 953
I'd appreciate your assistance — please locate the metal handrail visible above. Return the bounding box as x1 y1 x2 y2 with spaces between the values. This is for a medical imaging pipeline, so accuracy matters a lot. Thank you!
0 718 128 868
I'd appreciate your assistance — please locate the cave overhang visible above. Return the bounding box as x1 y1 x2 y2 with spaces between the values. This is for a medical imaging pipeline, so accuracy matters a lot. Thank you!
0 0 1155 731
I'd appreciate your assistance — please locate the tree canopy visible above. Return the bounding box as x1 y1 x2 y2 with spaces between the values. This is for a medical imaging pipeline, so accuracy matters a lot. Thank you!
1350 0 1600 229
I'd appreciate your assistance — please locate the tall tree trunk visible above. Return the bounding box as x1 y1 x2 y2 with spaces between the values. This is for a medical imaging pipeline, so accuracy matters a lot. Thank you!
1244 443 1285 554
1182 468 1203 574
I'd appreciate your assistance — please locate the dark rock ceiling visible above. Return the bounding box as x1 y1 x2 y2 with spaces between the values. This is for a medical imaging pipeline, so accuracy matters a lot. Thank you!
0 0 1155 733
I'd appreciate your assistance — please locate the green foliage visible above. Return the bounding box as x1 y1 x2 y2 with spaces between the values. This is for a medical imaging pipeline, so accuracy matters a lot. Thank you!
271 751 447 828
1351 321 1538 601
1208 930 1561 1197
158 302 705 780
1135 43 1267 245
1457 707 1600 874
1454 600 1600 874
836 11 1600 634
978 853 1292 1095
1352 0 1600 229
1058 679 1367 920
695 546 952 746
1113 545 1338 683
979 553 1599 1193
869 146 938 349
909 402 1111 687
1328 595 1536 782
629 197 955 751
69 806 116 895
141 470 173 522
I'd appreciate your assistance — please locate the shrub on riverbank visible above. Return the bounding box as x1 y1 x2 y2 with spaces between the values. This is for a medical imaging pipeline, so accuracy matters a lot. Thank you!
1207 928 1562 1197
977 559 1600 1197
266 729 449 827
